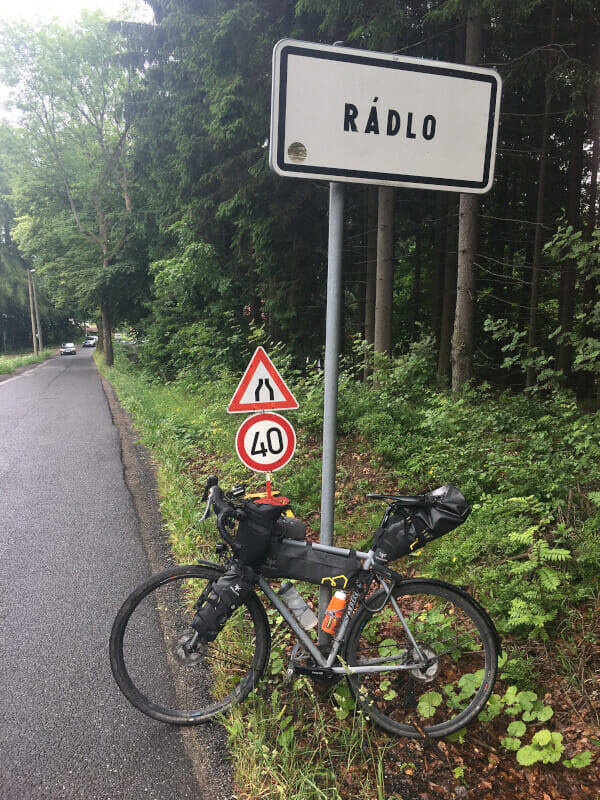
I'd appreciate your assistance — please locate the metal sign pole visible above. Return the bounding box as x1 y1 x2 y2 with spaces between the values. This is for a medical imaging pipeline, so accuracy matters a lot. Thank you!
319 181 344 635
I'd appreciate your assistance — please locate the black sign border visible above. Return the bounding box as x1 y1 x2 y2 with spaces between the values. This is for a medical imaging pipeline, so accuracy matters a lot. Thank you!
275 44 500 191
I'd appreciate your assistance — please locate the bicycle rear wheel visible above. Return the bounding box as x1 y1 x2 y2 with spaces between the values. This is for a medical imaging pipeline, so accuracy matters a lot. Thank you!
344 578 498 737
110 564 270 724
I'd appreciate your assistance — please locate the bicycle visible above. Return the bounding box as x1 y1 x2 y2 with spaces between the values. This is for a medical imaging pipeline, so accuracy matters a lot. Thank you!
110 476 500 738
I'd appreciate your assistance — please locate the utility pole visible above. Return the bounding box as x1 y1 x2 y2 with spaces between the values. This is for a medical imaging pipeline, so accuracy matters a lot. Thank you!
30 269 43 352
27 269 38 356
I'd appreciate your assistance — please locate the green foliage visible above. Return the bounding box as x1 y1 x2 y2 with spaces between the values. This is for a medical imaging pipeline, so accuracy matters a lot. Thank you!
139 222 249 381
516 731 564 766
563 751 593 769
476 679 590 770
224 680 389 800
99 345 599 796
0 348 55 374
325 352 600 636
1 14 145 341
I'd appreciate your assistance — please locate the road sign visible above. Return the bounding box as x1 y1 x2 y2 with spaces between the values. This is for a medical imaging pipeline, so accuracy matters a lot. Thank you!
270 40 502 193
235 413 296 472
228 346 299 413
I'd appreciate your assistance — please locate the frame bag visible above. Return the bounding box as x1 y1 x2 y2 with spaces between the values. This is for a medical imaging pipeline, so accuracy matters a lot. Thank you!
260 538 361 590
374 484 471 564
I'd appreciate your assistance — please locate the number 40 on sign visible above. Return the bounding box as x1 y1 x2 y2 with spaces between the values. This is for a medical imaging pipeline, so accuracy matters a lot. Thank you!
235 412 296 472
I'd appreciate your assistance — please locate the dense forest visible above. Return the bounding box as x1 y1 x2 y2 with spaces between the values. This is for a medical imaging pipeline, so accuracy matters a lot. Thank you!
0 0 599 396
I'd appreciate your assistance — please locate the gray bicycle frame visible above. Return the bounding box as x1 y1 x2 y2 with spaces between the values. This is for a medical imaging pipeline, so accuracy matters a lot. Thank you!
257 539 427 675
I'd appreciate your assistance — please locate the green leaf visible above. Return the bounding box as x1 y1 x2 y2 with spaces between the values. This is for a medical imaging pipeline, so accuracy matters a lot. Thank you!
535 705 554 722
563 751 592 769
445 727 467 744
532 729 551 747
516 691 537 711
417 691 443 718
502 736 522 751
507 721 526 737
502 686 518 706
516 745 541 766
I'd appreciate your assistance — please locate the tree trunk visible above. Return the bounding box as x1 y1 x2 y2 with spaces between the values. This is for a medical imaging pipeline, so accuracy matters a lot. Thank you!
437 196 458 384
430 192 447 345
557 25 587 379
411 228 422 342
451 3 483 394
31 272 42 352
452 193 479 392
364 187 377 343
579 41 600 397
374 186 394 356
363 187 378 379
526 0 556 389
557 113 585 378
97 316 104 354
101 298 113 367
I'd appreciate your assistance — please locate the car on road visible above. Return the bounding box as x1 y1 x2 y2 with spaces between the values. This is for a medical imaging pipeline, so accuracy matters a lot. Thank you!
60 342 77 355
82 336 97 347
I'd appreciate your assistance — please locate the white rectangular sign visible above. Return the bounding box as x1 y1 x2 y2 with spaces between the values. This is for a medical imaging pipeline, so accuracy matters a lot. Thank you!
270 40 502 194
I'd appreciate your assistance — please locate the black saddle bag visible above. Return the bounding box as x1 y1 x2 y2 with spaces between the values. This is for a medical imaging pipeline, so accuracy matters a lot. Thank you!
373 484 471 564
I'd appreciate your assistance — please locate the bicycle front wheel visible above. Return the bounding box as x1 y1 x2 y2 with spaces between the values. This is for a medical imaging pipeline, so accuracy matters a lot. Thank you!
110 564 270 724
344 578 498 738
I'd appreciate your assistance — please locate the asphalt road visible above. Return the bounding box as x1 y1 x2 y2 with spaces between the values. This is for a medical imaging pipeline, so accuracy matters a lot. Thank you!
0 349 231 800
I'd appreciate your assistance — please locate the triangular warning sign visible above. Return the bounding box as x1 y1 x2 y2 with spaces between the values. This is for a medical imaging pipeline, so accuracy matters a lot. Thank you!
227 347 299 414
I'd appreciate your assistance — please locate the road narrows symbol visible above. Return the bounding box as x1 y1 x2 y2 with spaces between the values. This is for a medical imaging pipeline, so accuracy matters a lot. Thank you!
254 378 275 403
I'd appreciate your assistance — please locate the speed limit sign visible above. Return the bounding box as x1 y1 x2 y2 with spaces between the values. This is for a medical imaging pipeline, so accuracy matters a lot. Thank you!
235 413 296 472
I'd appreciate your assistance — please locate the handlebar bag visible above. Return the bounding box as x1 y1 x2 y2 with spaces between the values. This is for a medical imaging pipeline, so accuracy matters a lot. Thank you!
259 539 361 590
373 484 471 564
191 562 258 642
233 503 284 565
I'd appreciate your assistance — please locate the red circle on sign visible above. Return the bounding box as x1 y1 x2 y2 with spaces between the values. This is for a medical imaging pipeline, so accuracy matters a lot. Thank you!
235 413 296 472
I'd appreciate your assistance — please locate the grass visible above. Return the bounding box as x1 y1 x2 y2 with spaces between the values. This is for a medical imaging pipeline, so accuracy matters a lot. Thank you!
0 348 56 375
225 683 390 800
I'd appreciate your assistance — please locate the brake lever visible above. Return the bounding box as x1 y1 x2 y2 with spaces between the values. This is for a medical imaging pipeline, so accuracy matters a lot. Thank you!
200 486 212 522
200 495 213 521
201 474 219 501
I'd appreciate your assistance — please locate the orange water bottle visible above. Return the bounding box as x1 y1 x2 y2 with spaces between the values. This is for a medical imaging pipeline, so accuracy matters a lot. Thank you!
320 591 348 634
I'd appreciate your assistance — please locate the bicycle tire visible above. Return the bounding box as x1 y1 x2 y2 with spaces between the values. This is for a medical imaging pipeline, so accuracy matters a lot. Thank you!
344 578 498 737
110 563 270 725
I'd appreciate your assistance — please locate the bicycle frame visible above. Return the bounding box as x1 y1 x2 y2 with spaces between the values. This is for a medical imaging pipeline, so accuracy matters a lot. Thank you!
257 540 429 676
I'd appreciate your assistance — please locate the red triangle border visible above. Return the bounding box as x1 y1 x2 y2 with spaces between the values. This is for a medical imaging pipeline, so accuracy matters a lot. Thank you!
227 347 299 413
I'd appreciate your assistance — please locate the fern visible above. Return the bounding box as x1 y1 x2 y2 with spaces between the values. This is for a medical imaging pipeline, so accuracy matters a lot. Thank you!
588 491 600 507
537 567 561 593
